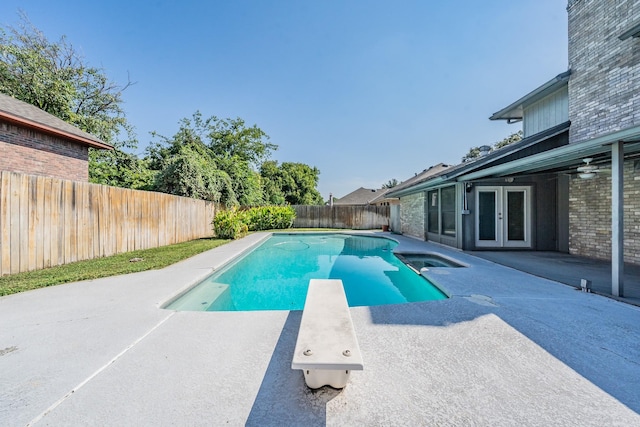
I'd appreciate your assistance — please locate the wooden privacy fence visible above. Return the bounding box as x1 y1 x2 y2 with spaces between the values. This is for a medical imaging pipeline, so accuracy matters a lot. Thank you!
292 205 390 229
0 171 217 276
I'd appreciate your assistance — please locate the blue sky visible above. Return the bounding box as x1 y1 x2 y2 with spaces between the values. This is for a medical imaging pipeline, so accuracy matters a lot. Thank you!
1 1 568 200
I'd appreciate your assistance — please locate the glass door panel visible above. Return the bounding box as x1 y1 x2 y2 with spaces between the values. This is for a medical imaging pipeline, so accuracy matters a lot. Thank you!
478 191 497 241
476 187 501 247
507 191 525 241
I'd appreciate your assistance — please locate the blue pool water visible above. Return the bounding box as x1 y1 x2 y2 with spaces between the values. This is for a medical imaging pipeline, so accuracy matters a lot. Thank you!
166 233 447 311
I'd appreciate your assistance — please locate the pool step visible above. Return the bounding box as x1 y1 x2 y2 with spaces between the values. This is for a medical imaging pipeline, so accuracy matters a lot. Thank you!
169 282 234 311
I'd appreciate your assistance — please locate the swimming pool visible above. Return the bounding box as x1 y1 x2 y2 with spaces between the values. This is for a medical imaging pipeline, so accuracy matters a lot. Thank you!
166 233 447 311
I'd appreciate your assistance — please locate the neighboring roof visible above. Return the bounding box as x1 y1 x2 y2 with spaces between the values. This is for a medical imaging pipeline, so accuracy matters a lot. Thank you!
489 70 571 122
0 93 112 150
333 187 391 205
369 189 397 204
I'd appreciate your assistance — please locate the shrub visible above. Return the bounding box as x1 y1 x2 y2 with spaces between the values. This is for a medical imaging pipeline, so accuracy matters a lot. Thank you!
212 208 248 239
245 205 296 231
212 206 296 239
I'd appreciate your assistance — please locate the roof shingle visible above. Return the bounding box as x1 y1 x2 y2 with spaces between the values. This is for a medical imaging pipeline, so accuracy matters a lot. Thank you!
0 93 111 149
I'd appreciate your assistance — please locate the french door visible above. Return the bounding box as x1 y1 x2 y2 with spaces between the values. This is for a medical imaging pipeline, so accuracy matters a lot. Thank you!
475 186 531 248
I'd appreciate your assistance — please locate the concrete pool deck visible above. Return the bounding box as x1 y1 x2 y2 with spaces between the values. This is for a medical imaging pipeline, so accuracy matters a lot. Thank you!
1 232 639 426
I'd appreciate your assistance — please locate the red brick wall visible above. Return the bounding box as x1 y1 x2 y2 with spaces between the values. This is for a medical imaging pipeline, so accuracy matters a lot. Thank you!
0 120 89 182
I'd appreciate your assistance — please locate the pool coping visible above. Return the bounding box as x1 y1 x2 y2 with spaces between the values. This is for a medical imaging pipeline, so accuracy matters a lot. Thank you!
2 231 639 425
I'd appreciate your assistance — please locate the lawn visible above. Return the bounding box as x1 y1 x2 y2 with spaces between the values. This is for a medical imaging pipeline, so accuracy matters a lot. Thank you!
0 238 229 296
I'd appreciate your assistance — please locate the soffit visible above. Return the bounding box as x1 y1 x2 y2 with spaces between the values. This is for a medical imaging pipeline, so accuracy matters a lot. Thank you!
489 70 571 121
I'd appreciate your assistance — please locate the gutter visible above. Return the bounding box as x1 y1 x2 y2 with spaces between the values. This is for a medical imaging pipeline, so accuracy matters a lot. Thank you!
0 111 113 150
386 176 447 198
489 70 571 121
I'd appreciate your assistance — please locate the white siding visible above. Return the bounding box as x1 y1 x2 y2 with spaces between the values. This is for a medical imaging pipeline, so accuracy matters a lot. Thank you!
523 87 568 137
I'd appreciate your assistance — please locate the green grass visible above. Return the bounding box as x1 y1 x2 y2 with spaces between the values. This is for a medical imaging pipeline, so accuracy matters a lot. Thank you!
0 238 229 296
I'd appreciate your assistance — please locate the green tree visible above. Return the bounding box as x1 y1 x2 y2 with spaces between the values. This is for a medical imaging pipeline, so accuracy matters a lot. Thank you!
146 112 214 170
461 147 482 163
262 161 323 205
260 160 286 205
0 14 147 187
207 116 278 167
461 131 523 163
153 145 236 204
89 148 155 190
287 162 323 205
146 112 276 206
382 178 398 189
216 155 265 206
0 14 133 144
494 130 524 149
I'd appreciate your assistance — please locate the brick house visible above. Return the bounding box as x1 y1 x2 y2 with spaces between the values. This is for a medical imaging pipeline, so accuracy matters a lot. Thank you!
388 0 640 297
0 93 112 181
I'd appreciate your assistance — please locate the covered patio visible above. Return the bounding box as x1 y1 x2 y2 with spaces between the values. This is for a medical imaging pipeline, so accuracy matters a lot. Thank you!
468 250 640 306
454 124 640 300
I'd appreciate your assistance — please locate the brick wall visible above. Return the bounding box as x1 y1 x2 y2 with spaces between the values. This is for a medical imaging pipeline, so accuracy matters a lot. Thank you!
399 192 425 240
567 0 640 143
0 120 89 181
569 159 640 264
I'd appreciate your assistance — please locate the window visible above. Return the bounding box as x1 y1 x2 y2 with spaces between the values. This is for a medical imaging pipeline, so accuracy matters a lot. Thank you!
441 186 456 237
427 190 439 233
426 186 456 237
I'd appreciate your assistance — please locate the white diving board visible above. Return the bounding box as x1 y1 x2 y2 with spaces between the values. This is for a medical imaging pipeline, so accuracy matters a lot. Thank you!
291 279 364 389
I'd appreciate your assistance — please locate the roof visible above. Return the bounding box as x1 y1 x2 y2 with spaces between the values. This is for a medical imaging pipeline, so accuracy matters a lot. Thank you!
0 93 112 150
385 163 453 197
459 124 640 181
489 70 571 122
388 122 640 197
387 123 571 197
444 121 570 180
333 187 391 205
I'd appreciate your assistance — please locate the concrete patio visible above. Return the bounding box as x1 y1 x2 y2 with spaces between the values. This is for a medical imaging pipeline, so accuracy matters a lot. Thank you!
1 232 639 426
469 250 640 306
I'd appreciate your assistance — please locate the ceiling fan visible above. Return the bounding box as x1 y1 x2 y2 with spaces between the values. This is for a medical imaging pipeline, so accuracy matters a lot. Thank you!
576 158 608 179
